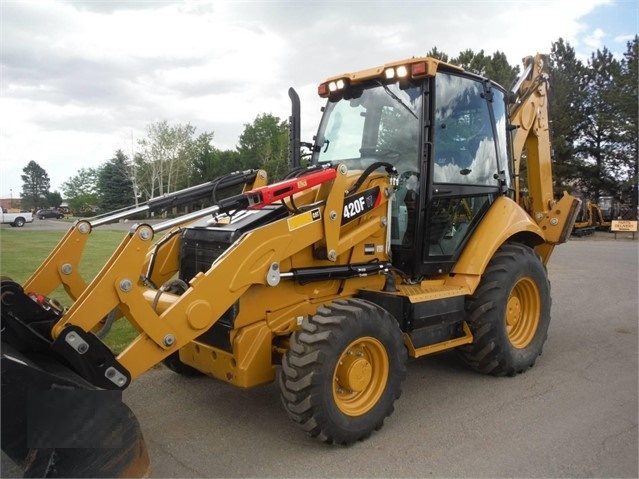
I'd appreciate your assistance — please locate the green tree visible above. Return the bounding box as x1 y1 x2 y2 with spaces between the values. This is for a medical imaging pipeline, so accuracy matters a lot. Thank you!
483 50 519 90
424 46 450 62
136 121 205 197
132 152 153 202
188 146 245 205
578 47 622 199
61 167 99 213
454 49 489 75
449 49 518 88
98 150 135 211
45 191 63 209
20 160 51 210
237 113 289 181
615 36 638 216
548 39 588 194
190 144 243 185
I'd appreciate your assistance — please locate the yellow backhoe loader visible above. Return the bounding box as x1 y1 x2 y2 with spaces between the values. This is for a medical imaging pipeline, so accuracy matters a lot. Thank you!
1 54 580 477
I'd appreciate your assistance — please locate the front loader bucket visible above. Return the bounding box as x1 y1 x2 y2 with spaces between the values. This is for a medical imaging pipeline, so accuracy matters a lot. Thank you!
1 342 151 478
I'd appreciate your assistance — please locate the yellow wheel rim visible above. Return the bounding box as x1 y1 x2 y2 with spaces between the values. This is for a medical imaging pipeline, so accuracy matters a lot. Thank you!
333 337 389 416
506 277 540 349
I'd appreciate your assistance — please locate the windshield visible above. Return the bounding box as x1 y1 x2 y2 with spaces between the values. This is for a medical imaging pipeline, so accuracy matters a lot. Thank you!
314 82 422 176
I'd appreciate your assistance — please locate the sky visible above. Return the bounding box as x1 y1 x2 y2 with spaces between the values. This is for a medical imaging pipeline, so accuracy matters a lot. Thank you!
1 0 637 201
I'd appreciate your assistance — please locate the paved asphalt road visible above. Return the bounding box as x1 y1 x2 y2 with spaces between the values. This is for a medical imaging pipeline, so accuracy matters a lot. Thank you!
1 227 637 477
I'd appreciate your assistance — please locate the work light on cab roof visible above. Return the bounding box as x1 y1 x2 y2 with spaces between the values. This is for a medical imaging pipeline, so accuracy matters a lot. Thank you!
384 64 409 79
317 57 439 99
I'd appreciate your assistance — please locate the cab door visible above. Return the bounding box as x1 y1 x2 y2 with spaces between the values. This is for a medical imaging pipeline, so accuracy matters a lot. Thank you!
418 71 510 276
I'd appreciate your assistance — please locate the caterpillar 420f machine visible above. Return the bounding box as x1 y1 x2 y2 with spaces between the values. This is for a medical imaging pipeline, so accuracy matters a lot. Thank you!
1 54 580 477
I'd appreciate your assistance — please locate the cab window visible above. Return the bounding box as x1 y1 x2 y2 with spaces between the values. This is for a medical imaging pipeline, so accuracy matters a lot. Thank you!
433 74 499 187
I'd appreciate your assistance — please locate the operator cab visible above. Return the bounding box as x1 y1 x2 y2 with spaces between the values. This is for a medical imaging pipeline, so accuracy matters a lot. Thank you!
312 60 511 279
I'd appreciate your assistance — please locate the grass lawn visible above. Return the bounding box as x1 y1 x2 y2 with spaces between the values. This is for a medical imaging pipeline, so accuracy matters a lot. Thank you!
0 227 139 352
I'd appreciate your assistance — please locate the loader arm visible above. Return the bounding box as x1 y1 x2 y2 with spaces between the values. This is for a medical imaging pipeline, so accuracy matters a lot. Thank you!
3 164 398 387
23 169 267 300
48 164 396 380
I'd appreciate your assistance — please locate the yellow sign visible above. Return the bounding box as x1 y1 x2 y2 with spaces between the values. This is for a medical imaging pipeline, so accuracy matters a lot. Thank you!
611 220 638 232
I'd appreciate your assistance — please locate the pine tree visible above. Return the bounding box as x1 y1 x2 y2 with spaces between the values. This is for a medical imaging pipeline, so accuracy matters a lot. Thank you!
579 47 622 199
98 150 135 211
548 39 588 194
20 160 51 211
615 36 638 217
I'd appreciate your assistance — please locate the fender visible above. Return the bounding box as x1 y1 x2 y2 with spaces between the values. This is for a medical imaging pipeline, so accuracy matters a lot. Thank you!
452 196 544 276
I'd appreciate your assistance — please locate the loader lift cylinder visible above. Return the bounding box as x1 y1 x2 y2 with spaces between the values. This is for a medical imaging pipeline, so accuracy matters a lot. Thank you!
90 169 260 227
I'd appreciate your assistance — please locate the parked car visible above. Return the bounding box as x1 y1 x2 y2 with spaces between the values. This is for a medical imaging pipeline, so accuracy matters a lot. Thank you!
1 208 33 227
36 209 65 219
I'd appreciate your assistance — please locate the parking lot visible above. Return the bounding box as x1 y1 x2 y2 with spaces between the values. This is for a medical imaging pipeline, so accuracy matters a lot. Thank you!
2 233 638 477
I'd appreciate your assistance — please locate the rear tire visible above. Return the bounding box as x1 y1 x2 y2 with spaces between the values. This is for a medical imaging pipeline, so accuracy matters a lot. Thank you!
279 298 407 444
458 243 551 376
13 217 25 227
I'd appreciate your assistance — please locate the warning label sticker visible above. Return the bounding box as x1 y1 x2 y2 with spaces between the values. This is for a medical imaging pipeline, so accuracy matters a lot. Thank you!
288 208 321 231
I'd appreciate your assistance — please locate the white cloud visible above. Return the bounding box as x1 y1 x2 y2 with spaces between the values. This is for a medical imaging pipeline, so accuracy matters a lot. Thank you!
584 27 608 50
0 0 629 199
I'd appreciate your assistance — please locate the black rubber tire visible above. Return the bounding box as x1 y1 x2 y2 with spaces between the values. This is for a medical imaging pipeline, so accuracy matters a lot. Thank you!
457 243 551 377
279 298 407 445
13 217 25 227
162 351 203 377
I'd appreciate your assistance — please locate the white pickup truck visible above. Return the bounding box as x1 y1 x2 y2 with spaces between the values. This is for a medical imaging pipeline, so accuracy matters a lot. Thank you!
1 208 33 227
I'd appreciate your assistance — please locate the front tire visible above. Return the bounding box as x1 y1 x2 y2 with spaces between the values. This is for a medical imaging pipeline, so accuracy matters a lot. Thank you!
458 243 551 377
279 298 407 445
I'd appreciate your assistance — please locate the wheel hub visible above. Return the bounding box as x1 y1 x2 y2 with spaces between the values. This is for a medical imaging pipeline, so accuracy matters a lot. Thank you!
332 337 389 416
506 296 522 327
506 277 541 349
336 353 372 392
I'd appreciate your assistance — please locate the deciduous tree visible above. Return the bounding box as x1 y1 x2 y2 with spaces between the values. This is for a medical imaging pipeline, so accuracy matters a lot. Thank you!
136 121 205 198
237 113 289 181
61 168 99 213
